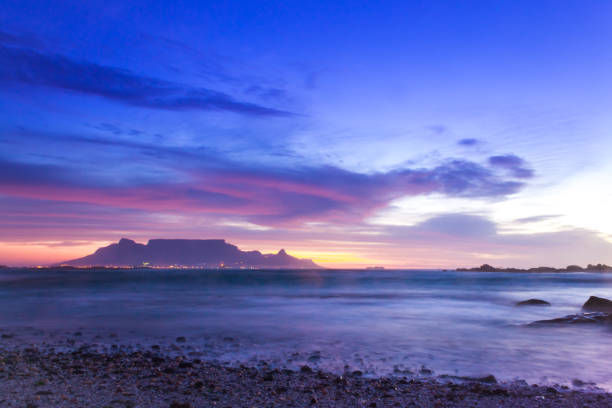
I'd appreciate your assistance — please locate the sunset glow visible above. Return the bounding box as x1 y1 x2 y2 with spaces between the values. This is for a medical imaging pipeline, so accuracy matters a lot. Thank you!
1 1 611 268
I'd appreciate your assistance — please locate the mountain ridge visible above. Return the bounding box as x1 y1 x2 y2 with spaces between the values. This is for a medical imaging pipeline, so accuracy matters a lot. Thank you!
58 238 320 269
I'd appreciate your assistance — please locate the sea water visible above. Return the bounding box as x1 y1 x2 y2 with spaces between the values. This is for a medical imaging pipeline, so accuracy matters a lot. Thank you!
1 268 611 389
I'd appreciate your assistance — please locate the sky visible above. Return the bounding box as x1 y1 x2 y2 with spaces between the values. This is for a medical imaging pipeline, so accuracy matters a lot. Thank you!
1 0 611 267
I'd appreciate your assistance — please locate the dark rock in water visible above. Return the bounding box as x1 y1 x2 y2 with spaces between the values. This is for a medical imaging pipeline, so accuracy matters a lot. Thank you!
473 375 497 384
529 312 612 326
582 296 612 313
176 336 186 343
419 366 433 375
572 378 596 387
440 374 497 384
516 299 551 306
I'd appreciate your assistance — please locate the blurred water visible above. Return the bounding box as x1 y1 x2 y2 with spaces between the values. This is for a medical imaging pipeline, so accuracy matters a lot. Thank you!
1 268 611 388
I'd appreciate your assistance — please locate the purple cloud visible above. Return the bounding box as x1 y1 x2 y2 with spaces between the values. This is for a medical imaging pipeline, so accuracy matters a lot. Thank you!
488 154 534 179
458 138 480 146
0 149 530 226
514 215 561 224
417 213 497 238
0 44 292 117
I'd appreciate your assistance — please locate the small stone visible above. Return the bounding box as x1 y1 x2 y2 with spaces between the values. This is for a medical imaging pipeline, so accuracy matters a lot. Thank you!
35 390 53 395
169 402 191 408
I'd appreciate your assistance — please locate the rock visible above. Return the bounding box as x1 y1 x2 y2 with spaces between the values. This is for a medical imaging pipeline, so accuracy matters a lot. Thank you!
175 336 186 343
572 379 595 387
300 365 313 373
35 390 53 395
582 296 612 313
440 374 497 384
529 312 612 325
419 366 433 375
516 299 551 306
169 402 191 408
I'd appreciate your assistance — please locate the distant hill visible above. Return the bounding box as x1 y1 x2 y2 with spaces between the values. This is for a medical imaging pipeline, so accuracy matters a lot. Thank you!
59 238 320 269
457 263 612 272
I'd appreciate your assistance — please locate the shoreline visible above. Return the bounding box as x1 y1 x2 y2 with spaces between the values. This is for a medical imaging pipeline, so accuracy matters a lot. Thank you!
1 345 611 407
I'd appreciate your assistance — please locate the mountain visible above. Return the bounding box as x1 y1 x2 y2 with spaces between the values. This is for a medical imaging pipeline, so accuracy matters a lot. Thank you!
59 238 320 269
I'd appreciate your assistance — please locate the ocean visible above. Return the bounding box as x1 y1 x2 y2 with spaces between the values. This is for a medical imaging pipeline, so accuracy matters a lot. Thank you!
1 268 611 389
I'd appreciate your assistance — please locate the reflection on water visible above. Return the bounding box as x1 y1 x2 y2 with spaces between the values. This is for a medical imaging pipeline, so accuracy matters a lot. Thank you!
1 268 612 388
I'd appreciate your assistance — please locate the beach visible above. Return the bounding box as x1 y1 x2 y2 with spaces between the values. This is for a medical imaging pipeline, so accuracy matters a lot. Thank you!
2 345 612 408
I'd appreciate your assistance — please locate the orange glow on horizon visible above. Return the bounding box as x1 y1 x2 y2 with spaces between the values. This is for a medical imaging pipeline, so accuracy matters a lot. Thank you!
0 241 113 266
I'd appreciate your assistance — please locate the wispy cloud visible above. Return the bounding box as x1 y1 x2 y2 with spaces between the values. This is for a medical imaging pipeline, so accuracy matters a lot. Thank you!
0 43 293 117
488 154 534 179
0 146 532 226
457 138 480 147
514 214 562 224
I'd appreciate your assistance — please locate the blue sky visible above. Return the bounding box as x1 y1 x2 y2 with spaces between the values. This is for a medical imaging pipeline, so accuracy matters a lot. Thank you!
1 0 611 266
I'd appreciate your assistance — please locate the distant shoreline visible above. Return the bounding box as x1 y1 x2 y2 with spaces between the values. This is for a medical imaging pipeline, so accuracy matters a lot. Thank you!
457 263 612 273
2 264 612 272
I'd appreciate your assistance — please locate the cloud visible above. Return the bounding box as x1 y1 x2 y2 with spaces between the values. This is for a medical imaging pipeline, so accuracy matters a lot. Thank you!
488 154 534 179
0 146 531 226
0 159 75 186
0 44 293 117
381 213 612 267
514 214 562 224
0 30 45 49
457 138 480 146
417 213 497 238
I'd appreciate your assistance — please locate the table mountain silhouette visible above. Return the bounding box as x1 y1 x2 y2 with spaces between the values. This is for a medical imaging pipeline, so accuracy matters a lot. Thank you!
59 238 320 268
